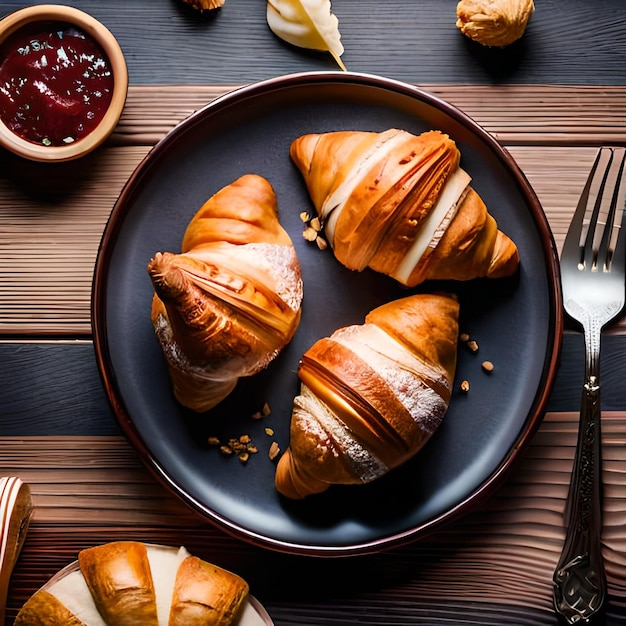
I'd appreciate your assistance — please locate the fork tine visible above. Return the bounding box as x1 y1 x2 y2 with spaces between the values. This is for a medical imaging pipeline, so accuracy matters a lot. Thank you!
562 148 607 265
563 146 626 272
605 147 626 270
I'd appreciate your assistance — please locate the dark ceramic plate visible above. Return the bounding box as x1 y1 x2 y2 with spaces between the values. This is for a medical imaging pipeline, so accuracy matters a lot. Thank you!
92 71 563 556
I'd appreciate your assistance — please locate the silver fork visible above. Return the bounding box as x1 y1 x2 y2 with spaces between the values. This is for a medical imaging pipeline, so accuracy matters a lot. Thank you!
553 146 626 625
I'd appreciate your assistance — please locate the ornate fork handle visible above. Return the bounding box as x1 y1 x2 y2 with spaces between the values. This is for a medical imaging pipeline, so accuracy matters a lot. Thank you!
553 304 608 625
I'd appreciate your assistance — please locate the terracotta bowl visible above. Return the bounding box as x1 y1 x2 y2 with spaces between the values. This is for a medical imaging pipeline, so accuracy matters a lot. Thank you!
0 4 128 162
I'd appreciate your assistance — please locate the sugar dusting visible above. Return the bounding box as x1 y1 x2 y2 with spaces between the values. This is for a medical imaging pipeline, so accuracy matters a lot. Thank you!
238 243 303 311
332 324 449 435
295 385 389 483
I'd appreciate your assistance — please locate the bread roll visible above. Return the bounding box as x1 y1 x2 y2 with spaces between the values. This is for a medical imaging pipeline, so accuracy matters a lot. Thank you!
15 542 254 626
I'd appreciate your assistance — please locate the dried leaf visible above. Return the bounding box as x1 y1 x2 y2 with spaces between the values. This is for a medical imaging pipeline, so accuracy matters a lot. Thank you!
267 0 346 70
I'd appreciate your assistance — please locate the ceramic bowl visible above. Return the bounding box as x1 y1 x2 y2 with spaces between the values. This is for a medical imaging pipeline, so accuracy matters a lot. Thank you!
0 4 128 162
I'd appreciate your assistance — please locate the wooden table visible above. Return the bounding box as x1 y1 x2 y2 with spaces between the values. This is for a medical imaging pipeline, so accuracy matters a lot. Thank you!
1 1 626 624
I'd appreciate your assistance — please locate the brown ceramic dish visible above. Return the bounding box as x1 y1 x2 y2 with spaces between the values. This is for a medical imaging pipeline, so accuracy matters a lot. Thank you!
92 71 563 556
0 4 127 162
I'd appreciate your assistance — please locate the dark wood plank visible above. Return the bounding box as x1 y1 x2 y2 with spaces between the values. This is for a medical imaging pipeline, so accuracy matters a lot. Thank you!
1 335 626 437
0 0 625 86
0 342 119 436
548 332 626 412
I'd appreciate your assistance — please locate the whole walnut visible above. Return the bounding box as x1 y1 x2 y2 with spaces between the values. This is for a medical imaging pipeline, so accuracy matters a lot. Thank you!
182 0 225 11
456 0 534 47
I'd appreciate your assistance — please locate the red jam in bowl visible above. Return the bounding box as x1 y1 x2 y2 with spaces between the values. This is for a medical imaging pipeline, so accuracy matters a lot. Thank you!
0 22 114 147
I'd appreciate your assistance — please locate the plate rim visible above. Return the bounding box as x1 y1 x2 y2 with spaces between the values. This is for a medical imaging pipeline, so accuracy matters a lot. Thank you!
91 70 564 556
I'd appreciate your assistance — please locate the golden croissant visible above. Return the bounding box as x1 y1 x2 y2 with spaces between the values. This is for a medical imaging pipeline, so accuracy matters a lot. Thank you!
15 541 252 625
290 128 519 287
148 174 303 413
275 292 459 499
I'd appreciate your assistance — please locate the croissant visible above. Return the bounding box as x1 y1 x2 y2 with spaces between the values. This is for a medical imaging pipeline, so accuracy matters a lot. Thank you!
290 128 519 287
275 292 459 499
148 174 303 413
15 542 260 625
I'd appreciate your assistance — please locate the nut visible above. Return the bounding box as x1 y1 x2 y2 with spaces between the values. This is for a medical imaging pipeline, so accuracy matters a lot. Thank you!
482 360 494 373
251 402 271 419
456 0 535 47
466 340 479 353
303 226 319 242
182 0 225 11
269 441 281 461
460 379 470 393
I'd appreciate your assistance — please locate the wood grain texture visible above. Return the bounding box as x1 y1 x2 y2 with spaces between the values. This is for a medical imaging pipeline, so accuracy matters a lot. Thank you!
0 1 624 623
2 335 626 437
0 342 118 436
0 0 624 86
1 84 625 335
3 412 626 624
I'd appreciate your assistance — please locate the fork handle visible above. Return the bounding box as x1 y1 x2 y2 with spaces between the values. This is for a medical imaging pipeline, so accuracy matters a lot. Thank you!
553 328 607 625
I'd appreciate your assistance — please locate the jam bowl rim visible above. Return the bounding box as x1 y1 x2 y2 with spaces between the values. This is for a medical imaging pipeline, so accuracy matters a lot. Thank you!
0 4 128 162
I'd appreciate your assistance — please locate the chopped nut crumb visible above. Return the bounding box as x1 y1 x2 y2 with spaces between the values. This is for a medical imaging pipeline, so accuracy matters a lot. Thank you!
302 212 328 250
482 360 494 373
316 236 328 250
460 380 470 393
466 340 479 353
264 427 274 436
269 441 281 461
459 332 471 343
303 226 318 241
210 403 272 463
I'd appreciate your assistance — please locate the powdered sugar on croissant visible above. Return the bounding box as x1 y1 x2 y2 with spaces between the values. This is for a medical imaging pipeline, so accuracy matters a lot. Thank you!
290 128 519 287
275 293 459 499
148 174 303 413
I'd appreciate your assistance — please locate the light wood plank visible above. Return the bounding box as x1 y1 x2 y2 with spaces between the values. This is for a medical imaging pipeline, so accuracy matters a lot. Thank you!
2 412 626 621
1 85 625 335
